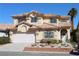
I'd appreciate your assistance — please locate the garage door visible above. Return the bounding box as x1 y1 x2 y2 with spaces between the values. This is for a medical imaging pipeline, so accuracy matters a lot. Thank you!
11 33 35 43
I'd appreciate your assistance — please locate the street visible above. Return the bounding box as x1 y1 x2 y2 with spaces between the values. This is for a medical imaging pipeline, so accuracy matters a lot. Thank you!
0 51 74 56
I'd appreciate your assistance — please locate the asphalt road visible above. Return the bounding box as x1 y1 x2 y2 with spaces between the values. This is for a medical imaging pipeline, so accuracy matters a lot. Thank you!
0 51 75 56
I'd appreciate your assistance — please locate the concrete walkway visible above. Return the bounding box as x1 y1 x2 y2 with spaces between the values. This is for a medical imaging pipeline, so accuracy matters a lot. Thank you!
0 43 30 52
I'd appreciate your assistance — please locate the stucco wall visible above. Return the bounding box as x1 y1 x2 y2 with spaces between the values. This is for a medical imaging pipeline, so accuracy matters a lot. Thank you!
17 24 29 32
35 31 43 42
35 30 60 42
67 28 71 40
12 14 71 43
14 19 18 25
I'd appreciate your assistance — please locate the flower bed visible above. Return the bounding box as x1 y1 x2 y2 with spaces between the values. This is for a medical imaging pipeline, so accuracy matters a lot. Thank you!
23 47 72 52
40 39 62 44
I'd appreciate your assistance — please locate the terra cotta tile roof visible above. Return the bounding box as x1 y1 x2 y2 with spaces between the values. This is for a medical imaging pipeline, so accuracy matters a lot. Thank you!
0 24 16 31
0 21 71 31
12 11 70 20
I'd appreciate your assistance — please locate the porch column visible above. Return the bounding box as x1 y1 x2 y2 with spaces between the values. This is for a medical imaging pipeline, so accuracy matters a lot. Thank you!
35 31 43 43
67 29 70 40
57 30 61 40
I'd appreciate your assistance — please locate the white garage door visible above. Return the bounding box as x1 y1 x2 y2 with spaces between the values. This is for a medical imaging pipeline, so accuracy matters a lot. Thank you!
11 33 35 43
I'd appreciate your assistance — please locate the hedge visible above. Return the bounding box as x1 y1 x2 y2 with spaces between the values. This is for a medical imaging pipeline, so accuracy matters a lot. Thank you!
40 39 62 44
0 37 11 44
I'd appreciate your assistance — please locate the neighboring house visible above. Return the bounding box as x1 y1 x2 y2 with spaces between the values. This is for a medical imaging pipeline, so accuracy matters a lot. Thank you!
0 11 71 43
0 24 14 37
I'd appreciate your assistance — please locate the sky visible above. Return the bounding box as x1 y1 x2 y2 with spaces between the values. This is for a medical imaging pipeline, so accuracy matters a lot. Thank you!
0 3 79 29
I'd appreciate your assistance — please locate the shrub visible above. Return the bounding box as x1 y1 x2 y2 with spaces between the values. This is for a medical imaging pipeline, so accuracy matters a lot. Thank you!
40 39 47 43
0 37 11 44
40 39 58 44
50 39 57 44
58 40 62 43
47 40 51 45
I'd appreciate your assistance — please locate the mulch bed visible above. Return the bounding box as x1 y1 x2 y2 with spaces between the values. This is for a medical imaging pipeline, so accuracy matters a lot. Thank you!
23 47 73 52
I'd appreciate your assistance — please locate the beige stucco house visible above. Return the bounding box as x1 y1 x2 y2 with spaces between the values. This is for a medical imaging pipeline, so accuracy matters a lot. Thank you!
0 11 71 43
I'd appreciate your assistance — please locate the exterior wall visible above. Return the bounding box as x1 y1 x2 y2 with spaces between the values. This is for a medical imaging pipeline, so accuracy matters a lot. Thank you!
35 28 71 43
17 24 29 32
55 30 61 40
67 28 71 40
26 17 31 23
35 31 43 42
43 18 58 25
14 19 18 25
14 15 70 26
9 31 14 39
12 13 71 43
35 30 61 42
43 19 50 23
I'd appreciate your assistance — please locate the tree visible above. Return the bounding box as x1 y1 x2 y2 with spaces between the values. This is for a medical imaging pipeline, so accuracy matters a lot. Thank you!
68 8 77 31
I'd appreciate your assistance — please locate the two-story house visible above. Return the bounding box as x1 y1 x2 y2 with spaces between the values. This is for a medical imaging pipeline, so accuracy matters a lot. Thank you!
0 11 71 44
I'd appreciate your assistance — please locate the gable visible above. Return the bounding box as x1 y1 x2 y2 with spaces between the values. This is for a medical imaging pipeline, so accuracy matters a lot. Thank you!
17 22 31 32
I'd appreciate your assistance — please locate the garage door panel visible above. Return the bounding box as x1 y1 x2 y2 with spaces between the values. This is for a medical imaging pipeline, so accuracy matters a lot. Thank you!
11 33 35 43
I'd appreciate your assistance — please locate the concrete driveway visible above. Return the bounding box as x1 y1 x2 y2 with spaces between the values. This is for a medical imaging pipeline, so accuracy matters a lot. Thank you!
0 43 30 52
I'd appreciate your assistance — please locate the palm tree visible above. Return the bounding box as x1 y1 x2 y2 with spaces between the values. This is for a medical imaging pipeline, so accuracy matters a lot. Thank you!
68 8 77 31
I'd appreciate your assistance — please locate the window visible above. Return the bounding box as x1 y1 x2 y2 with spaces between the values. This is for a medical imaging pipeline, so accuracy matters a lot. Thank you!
44 31 54 38
50 18 57 23
31 16 37 22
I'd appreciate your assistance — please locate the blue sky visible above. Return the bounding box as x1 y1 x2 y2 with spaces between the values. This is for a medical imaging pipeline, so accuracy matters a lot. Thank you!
0 3 79 28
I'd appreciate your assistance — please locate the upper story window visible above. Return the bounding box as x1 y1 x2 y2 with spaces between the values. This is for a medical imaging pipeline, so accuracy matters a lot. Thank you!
44 31 54 38
31 16 38 23
50 18 57 23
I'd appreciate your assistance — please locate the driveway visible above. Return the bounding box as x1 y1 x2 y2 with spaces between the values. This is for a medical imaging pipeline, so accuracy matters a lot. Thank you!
0 43 30 52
